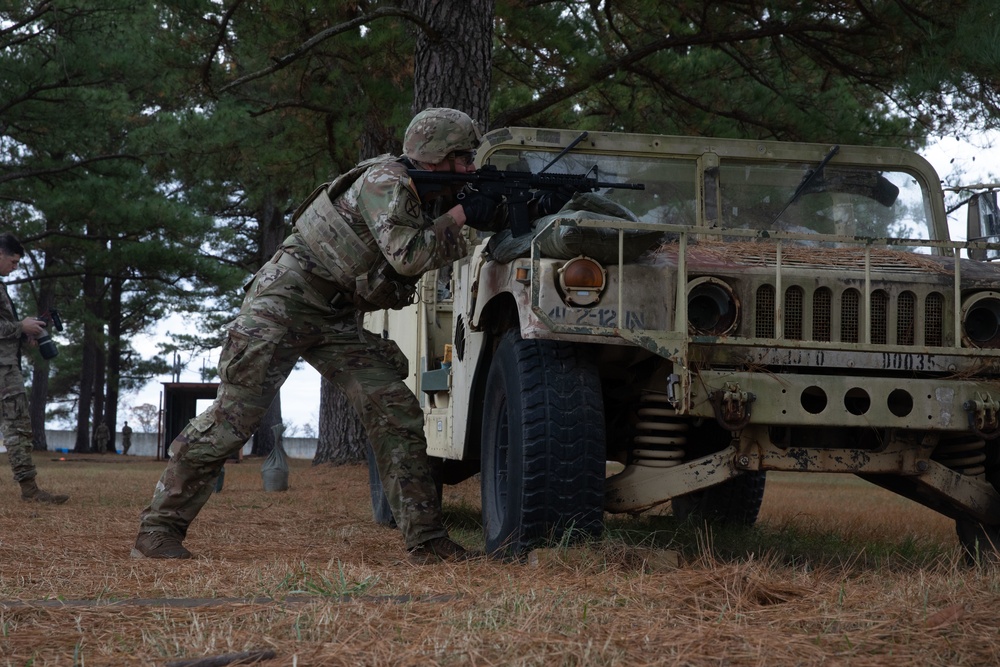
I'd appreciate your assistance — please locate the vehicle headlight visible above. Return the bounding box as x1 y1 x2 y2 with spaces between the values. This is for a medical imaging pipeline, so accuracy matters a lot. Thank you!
963 292 1000 348
688 277 739 336
558 256 606 306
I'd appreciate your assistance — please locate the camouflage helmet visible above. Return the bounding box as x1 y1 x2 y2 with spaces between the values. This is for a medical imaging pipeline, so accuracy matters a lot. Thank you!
403 108 481 164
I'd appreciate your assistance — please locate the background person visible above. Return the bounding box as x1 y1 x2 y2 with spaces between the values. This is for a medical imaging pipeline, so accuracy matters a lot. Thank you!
132 108 503 561
93 420 109 454
0 233 69 504
121 421 132 455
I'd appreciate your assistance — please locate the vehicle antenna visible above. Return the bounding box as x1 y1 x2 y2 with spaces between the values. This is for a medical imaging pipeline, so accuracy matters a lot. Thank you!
538 131 589 174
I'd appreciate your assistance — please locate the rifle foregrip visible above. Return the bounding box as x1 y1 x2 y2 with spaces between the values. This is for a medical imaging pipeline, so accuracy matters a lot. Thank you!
509 202 532 238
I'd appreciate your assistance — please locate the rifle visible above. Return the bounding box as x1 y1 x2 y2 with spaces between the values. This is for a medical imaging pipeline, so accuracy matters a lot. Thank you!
407 132 645 237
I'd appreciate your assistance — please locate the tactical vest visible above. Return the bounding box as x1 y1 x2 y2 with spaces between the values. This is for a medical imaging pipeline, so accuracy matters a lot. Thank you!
292 155 419 311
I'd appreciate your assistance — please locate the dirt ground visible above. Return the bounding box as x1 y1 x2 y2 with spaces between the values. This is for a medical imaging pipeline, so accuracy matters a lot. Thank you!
0 454 996 666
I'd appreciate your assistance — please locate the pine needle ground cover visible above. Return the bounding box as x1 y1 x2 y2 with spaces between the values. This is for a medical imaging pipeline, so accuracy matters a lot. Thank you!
0 455 995 666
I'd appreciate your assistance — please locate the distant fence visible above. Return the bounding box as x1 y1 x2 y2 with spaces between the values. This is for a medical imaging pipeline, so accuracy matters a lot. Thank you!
35 430 319 460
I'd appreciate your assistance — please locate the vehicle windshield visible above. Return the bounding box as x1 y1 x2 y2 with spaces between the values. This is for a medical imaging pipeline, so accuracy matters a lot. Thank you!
484 148 936 240
718 161 933 240
484 148 698 226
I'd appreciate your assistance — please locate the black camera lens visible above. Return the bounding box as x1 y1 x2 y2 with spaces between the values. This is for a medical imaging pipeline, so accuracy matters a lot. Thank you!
37 334 58 360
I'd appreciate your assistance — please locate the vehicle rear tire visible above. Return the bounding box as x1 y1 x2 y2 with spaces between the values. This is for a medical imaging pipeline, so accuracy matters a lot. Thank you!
671 470 767 526
480 329 606 557
955 519 1000 565
366 443 397 528
951 433 1000 565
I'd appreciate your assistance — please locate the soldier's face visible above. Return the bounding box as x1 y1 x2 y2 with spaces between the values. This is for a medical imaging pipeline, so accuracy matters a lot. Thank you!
0 251 21 277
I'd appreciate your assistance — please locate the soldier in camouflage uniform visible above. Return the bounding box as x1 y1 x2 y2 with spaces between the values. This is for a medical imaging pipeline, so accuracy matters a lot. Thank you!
0 234 69 504
133 108 504 562
121 421 132 455
93 420 109 454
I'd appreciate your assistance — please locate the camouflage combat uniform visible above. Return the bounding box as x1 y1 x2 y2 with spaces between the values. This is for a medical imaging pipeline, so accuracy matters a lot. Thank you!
0 281 39 483
94 421 109 453
139 155 473 549
121 423 132 454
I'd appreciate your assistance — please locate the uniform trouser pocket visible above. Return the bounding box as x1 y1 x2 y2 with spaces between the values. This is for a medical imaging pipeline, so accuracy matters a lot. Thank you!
218 318 288 394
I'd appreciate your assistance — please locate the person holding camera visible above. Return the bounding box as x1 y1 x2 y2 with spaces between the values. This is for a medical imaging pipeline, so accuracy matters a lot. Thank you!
133 108 504 562
0 233 69 504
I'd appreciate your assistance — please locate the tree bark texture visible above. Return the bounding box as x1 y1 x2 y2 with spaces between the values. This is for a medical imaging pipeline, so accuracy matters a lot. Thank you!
314 376 369 465
410 0 494 126
74 269 100 453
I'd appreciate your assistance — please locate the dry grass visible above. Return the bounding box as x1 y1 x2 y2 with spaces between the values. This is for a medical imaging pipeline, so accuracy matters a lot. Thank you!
0 454 996 666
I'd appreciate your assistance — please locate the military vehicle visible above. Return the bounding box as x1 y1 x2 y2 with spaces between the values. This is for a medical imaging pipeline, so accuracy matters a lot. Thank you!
368 127 1000 560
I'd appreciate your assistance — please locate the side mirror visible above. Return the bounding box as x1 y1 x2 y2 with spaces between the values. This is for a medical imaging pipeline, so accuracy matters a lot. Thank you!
967 191 1000 261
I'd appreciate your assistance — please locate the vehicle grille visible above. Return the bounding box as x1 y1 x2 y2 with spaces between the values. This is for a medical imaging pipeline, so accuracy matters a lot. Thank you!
753 284 945 347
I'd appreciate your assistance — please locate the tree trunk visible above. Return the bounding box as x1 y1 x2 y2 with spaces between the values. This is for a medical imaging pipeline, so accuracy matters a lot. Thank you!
104 275 123 452
252 394 282 457
92 270 107 447
74 269 100 453
314 377 369 465
93 338 106 429
29 271 56 451
251 190 288 456
313 0 494 467
410 0 494 125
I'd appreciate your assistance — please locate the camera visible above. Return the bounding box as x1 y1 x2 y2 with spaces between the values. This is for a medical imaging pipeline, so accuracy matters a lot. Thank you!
36 308 62 360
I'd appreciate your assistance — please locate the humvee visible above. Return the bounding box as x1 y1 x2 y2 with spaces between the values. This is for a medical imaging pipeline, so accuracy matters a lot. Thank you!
367 127 1000 560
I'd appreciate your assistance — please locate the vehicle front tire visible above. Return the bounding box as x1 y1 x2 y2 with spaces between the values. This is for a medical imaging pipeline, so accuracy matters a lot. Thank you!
480 329 606 557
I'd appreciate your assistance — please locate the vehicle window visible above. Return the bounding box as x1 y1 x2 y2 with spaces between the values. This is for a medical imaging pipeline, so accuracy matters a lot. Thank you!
718 161 934 240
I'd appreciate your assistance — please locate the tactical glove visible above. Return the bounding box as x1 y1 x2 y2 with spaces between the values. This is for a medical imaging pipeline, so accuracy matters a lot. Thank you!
530 186 576 218
460 191 502 231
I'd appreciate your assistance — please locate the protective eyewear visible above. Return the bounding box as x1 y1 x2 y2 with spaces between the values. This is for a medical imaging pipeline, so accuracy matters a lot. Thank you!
451 150 476 166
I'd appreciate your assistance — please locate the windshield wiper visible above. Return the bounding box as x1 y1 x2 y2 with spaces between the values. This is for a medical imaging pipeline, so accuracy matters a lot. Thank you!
770 145 840 227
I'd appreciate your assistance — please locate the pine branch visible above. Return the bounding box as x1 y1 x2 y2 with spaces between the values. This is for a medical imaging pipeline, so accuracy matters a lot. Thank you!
216 7 435 94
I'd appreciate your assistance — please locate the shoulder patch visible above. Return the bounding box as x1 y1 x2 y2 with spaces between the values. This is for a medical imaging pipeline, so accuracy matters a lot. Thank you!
404 195 421 219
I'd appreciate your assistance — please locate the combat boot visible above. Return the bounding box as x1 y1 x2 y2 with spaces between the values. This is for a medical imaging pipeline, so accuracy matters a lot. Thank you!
19 478 69 504
408 536 478 564
131 531 192 559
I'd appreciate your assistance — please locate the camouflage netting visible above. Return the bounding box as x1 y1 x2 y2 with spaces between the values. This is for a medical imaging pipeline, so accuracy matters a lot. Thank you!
485 193 666 263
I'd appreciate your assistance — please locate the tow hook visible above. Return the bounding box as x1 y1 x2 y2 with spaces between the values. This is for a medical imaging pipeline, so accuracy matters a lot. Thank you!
964 392 1000 440
709 382 755 430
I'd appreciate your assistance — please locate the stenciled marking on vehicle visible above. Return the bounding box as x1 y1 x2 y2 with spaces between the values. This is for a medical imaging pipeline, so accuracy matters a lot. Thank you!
750 350 826 365
880 353 937 371
547 306 646 329
751 349 942 371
